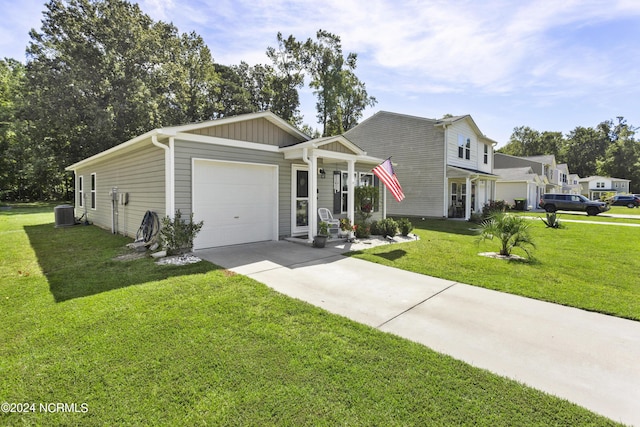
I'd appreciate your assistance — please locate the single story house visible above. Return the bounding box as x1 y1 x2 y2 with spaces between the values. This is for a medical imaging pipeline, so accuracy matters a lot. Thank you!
345 111 498 220
494 167 546 210
579 176 632 200
65 111 388 249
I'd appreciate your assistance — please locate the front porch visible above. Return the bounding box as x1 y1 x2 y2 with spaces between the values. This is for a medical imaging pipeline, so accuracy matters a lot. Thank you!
282 136 387 242
446 166 497 219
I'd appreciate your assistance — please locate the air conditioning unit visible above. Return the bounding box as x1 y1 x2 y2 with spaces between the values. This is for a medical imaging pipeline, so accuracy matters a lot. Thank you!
54 205 76 228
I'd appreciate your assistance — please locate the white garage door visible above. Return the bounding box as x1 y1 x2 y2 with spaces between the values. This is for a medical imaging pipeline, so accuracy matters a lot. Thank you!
193 159 278 249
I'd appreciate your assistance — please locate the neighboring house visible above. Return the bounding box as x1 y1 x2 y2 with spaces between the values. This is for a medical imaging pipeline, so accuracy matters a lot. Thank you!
345 111 498 220
66 111 387 249
494 153 565 194
557 164 581 194
494 167 546 210
579 176 632 200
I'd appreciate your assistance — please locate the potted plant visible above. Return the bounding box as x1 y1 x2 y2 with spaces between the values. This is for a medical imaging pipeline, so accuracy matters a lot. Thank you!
313 221 329 248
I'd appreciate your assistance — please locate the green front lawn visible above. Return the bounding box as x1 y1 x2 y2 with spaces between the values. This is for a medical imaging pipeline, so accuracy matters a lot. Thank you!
352 217 640 321
0 206 619 425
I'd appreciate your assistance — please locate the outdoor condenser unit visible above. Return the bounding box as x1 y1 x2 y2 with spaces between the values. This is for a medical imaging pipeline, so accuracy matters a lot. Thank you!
54 204 76 228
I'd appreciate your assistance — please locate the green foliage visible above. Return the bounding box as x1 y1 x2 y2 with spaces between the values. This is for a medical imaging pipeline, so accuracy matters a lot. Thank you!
354 185 379 213
160 209 204 255
2 207 616 426
377 218 398 237
397 218 414 236
482 200 509 220
354 221 371 238
317 221 329 236
477 213 535 258
540 212 563 229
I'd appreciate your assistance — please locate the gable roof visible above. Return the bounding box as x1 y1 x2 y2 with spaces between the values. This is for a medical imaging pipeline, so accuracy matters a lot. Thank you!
66 111 308 171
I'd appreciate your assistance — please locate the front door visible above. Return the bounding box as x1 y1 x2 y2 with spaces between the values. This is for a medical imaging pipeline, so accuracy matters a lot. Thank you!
292 165 309 236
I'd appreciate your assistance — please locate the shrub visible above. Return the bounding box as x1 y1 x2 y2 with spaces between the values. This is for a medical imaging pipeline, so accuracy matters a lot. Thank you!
397 218 414 236
160 209 204 255
354 221 370 238
377 218 398 238
482 200 509 220
477 212 535 258
369 220 381 235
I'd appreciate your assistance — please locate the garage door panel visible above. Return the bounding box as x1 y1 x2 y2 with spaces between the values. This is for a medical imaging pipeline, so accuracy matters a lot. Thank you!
193 160 277 249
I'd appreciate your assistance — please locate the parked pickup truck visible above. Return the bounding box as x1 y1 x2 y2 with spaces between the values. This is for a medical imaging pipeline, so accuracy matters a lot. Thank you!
539 194 610 216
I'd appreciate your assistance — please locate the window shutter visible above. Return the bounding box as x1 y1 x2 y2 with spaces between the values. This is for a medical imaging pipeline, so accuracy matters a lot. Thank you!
333 171 341 214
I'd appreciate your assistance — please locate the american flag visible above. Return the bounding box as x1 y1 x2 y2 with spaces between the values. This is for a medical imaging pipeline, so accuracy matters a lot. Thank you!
372 158 405 202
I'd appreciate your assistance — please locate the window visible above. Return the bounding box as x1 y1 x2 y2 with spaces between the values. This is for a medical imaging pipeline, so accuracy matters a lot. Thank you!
596 182 605 189
483 144 488 164
457 135 465 158
78 176 84 208
465 138 471 160
90 173 97 209
340 171 376 213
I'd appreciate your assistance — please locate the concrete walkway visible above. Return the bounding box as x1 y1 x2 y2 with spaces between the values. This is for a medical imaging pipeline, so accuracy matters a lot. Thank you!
196 240 640 426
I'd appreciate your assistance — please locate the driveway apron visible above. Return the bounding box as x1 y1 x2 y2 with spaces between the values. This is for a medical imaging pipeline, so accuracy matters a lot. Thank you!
196 240 640 426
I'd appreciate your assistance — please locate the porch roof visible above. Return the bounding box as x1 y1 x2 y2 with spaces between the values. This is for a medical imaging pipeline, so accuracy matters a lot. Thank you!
447 165 499 180
281 135 383 164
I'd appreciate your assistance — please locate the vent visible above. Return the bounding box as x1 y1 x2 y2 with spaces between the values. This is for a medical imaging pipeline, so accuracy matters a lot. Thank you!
54 205 76 228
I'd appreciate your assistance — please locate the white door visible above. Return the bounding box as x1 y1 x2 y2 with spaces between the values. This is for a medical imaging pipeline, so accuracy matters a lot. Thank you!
193 159 278 249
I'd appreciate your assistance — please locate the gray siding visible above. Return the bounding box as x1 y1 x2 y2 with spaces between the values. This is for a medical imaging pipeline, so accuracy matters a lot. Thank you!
73 142 165 237
345 111 446 217
173 139 295 238
187 117 301 147
495 153 544 175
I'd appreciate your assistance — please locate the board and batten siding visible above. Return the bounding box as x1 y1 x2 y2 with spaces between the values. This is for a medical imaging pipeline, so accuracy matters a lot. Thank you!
73 142 165 237
173 139 295 238
345 112 446 217
187 117 301 147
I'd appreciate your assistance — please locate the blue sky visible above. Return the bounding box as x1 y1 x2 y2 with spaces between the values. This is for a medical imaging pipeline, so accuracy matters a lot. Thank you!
2 0 640 146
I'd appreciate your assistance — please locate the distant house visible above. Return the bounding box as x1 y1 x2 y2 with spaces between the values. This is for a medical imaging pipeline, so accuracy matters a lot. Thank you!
345 111 498 220
65 111 386 249
579 176 632 199
494 153 566 194
494 167 546 210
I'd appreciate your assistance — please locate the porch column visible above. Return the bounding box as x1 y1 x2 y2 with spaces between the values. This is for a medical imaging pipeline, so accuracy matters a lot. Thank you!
347 160 355 227
465 175 472 220
309 154 318 241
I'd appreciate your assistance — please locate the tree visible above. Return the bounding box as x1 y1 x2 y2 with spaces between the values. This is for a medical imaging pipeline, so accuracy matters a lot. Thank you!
266 32 305 126
21 0 223 199
560 125 609 178
596 118 640 185
268 29 376 137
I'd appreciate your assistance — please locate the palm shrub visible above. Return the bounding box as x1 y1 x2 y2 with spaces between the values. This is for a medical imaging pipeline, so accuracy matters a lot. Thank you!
477 212 535 258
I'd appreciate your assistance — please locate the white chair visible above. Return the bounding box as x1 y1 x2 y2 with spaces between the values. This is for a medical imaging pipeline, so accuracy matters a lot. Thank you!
318 208 340 235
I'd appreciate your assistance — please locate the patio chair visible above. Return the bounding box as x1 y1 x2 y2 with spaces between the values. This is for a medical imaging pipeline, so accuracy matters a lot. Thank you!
318 208 340 235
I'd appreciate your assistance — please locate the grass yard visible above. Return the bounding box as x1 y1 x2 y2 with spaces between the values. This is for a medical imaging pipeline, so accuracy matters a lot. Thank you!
352 216 640 321
0 205 621 425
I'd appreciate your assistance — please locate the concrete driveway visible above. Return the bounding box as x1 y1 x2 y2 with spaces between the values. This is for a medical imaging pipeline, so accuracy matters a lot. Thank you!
196 240 640 426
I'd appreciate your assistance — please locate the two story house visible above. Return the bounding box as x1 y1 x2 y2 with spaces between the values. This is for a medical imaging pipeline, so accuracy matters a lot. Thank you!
494 153 566 195
345 111 498 220
579 176 632 200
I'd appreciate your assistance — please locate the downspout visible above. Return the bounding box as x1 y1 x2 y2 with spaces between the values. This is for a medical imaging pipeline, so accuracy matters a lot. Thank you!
443 124 449 218
152 134 173 219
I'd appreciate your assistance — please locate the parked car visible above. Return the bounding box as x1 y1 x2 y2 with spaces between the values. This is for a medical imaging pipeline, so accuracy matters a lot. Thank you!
608 195 640 208
539 194 610 216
